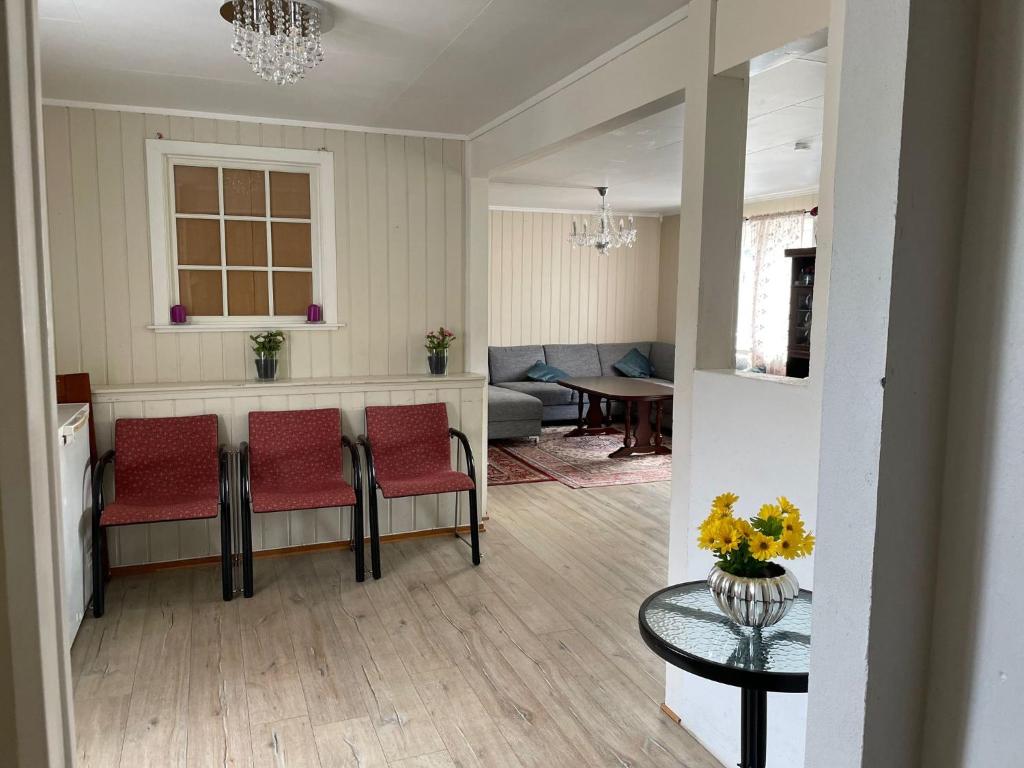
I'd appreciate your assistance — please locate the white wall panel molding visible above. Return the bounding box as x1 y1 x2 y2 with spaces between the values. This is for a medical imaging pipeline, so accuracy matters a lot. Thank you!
42 106 467 386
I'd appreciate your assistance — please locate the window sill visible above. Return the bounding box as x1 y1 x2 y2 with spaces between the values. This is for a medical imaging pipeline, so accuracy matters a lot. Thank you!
147 322 346 333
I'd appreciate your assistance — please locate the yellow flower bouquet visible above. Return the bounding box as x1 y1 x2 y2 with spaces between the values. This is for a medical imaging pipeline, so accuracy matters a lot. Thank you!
698 492 815 577
700 492 814 626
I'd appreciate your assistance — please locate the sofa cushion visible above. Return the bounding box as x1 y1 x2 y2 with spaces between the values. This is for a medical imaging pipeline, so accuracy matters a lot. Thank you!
498 381 575 407
613 347 654 378
649 342 675 382
526 360 569 383
490 345 544 383
597 342 652 377
488 385 543 421
543 344 601 377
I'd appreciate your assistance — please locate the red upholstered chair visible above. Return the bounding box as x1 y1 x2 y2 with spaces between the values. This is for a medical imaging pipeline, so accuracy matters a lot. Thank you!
239 408 363 594
91 414 230 617
358 403 479 579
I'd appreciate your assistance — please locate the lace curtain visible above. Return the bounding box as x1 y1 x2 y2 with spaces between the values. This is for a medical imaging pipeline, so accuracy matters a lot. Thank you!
735 211 815 375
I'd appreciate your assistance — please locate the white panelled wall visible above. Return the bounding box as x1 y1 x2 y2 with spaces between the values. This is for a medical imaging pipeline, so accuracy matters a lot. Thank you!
41 105 486 566
488 210 662 346
91 375 484 567
42 106 466 384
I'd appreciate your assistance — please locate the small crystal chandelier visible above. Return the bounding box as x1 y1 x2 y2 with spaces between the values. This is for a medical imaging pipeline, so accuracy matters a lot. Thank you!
220 1 332 85
568 187 638 253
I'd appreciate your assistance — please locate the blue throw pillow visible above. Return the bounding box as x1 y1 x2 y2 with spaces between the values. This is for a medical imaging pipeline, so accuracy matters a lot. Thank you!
526 360 568 383
613 348 654 378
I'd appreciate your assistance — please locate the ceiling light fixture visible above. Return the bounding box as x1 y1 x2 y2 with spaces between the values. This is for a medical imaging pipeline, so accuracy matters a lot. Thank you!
568 187 638 253
219 1 333 85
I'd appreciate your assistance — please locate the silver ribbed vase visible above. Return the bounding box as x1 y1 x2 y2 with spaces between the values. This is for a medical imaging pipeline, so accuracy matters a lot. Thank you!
707 564 799 628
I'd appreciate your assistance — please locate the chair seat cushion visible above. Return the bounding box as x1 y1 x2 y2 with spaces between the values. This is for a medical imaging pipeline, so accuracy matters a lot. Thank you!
498 381 576 406
488 385 544 421
377 470 474 499
252 479 357 513
101 497 219 526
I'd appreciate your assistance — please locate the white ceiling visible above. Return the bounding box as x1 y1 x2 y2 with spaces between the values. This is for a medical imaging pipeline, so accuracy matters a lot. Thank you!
38 0 690 136
490 48 828 213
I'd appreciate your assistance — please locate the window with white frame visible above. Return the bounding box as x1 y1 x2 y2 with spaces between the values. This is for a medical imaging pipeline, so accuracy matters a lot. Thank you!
146 140 337 329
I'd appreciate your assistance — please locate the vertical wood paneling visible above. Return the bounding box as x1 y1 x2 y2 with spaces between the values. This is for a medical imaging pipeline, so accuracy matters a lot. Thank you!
43 107 83 373
425 140 447 351
325 129 351 377
443 140 464 372
406 138 427 374
43 106 466 388
345 132 370 376
95 111 133 385
69 108 109 384
386 135 409 375
122 112 159 384
487 211 663 346
304 127 332 379
366 134 389 376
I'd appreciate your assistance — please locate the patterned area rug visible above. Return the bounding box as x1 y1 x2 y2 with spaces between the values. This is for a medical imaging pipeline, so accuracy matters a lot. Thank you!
494 425 672 489
487 446 555 486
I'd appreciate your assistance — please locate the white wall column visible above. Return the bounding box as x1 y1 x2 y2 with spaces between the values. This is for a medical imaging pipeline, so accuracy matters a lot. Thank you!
0 1 75 765
805 0 979 765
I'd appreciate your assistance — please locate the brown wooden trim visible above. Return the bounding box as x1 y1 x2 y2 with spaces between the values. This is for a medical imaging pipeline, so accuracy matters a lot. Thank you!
660 702 682 725
108 523 487 577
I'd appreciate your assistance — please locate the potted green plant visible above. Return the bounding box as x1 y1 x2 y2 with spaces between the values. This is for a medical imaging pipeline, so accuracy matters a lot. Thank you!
250 330 285 380
698 492 815 627
424 326 456 375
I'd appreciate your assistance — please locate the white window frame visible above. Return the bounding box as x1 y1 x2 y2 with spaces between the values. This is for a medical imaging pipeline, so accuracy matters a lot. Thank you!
145 139 338 331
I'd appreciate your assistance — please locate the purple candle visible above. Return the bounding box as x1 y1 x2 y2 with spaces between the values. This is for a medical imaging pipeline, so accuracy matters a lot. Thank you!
306 303 323 323
170 304 187 324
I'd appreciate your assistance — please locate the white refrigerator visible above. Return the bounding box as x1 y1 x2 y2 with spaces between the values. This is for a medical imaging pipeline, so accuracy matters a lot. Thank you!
57 402 92 651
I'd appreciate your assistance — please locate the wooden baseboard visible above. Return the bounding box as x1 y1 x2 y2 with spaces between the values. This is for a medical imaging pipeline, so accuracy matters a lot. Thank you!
660 702 682 725
108 523 486 577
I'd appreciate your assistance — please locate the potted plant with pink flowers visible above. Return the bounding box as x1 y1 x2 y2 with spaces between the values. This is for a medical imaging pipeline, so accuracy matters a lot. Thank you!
425 326 456 375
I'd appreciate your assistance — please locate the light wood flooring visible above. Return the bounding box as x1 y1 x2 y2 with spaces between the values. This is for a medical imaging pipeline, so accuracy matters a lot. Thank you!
71 480 721 768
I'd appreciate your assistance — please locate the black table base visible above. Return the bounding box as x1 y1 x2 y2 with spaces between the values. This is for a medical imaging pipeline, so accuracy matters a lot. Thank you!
740 688 767 768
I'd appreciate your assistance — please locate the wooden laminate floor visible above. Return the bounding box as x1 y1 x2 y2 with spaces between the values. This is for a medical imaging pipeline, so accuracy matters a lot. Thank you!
72 480 721 768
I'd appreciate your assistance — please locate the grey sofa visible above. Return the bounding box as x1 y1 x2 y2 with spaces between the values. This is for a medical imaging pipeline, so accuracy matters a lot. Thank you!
487 341 675 440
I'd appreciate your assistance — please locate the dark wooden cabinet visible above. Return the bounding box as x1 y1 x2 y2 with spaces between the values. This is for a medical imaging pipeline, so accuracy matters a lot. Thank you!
784 247 815 379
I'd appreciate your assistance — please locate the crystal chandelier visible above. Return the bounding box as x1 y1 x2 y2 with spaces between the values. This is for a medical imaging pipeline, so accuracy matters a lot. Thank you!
220 1 332 85
568 187 638 253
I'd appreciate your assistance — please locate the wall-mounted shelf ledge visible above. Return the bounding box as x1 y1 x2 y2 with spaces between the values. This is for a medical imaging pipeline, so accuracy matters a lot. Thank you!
147 322 346 333
92 372 487 401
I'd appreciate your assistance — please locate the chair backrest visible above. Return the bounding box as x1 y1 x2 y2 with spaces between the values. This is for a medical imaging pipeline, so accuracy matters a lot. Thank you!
364 403 452 481
114 414 220 502
248 408 343 489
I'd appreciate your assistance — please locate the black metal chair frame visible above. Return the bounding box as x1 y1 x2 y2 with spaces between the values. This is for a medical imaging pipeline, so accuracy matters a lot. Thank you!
357 427 480 580
91 445 232 618
239 435 364 596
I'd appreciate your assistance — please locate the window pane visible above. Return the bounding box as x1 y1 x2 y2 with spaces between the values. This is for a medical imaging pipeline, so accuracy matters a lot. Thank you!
176 218 221 265
174 165 219 215
225 220 267 266
223 169 266 216
273 271 312 316
269 171 311 218
178 270 223 316
227 271 269 316
271 222 311 267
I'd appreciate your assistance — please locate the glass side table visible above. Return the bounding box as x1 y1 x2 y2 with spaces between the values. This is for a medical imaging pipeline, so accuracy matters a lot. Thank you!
638 581 812 768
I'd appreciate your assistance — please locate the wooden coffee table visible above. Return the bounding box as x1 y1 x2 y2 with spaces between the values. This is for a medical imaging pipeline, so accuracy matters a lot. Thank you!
558 376 673 458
